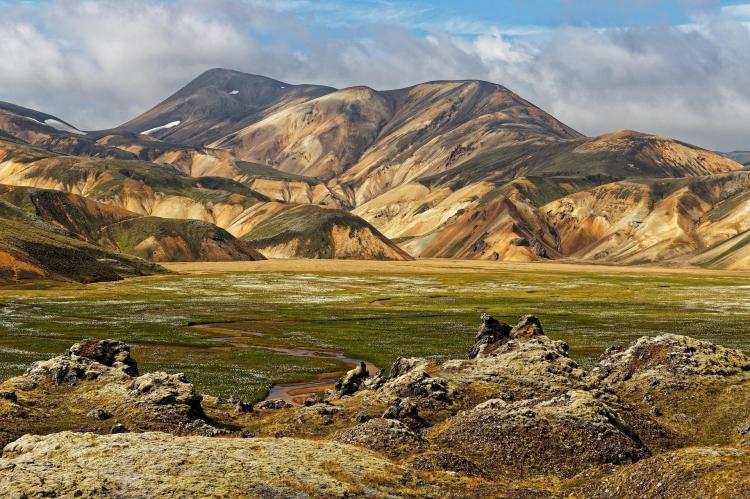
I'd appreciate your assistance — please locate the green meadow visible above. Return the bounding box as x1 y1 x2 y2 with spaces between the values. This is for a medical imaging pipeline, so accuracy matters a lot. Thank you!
1 262 749 402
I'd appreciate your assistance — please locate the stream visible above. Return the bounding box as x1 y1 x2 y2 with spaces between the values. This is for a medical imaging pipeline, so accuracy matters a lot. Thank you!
192 324 379 404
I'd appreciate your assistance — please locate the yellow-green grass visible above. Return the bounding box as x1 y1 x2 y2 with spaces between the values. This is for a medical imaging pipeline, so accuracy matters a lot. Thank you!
1 260 749 402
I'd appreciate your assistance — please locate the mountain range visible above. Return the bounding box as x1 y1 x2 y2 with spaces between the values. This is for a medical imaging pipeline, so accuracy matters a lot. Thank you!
0 68 748 281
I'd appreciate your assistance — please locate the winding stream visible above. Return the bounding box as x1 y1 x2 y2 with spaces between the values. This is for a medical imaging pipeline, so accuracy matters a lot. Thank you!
192 324 378 404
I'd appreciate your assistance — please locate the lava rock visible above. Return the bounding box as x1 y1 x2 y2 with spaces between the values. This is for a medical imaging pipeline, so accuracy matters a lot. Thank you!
0 391 17 403
335 361 369 396
87 408 112 421
469 314 511 358
256 399 292 410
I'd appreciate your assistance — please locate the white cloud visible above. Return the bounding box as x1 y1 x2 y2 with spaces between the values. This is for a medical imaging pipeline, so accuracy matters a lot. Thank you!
0 0 748 150
722 3 750 21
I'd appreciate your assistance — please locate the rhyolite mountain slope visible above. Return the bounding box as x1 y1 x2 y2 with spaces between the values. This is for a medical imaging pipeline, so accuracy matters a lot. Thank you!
118 69 336 146
0 138 409 261
240 203 412 260
0 198 164 283
1 68 747 267
0 185 265 263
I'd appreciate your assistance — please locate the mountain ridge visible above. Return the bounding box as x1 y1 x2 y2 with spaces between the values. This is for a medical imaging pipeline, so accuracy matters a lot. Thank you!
0 68 747 271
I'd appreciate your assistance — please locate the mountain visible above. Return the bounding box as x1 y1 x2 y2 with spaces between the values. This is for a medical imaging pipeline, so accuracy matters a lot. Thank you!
117 69 335 145
543 172 750 267
723 150 750 166
0 185 264 263
1 69 747 269
0 198 163 283
240 204 412 260
0 137 406 262
0 101 136 159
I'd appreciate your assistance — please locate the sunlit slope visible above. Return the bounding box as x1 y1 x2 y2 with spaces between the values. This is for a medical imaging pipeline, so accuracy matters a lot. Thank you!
241 204 412 260
0 199 163 283
118 68 335 145
0 139 399 261
544 172 750 266
0 184 264 263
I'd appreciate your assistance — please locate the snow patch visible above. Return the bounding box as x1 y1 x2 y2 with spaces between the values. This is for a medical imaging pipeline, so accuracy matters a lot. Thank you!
280 86 286 89
141 121 181 135
44 119 86 135
229 90 239 95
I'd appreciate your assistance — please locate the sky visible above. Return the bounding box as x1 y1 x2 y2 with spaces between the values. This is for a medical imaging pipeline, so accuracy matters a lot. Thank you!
0 0 749 150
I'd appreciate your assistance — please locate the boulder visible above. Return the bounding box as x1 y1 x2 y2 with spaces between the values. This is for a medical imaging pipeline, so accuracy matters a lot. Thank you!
590 334 750 447
469 314 511 358
335 361 369 396
335 418 424 459
256 399 292 410
68 339 138 376
128 372 204 420
16 339 138 387
470 315 546 358
428 390 649 479
87 408 112 421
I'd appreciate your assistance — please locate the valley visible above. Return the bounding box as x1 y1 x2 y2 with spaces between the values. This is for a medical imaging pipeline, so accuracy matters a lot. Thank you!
2 259 748 403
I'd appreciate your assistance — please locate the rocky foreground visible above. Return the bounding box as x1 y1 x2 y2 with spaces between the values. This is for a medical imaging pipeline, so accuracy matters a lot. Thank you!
1 317 750 497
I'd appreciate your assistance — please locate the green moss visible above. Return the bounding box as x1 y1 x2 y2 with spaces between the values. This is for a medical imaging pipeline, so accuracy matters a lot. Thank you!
1 266 749 402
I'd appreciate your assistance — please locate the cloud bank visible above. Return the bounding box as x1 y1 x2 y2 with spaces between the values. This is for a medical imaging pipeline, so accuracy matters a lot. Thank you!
1 0 748 150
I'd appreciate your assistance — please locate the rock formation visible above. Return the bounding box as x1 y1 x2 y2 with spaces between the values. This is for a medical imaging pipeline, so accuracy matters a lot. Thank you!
2 317 750 496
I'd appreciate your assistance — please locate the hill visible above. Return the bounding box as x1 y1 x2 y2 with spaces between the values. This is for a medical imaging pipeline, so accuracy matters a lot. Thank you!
0 185 264 263
1 70 747 269
0 199 163 283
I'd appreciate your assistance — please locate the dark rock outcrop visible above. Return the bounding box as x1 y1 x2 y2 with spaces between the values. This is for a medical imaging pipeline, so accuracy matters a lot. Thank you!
335 418 424 459
256 399 292 410
469 313 511 358
335 361 369 396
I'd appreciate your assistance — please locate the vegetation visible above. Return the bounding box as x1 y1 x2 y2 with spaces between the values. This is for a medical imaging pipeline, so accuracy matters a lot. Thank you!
1 262 749 403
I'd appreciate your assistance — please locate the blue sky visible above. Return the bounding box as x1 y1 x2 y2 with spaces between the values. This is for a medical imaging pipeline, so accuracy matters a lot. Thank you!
265 0 750 32
1 0 749 149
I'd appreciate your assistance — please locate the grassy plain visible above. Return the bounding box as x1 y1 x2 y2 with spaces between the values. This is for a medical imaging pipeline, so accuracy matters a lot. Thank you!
1 259 748 402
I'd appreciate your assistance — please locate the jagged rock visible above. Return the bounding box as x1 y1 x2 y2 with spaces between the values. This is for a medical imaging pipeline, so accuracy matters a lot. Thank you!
177 419 231 437
335 418 425 459
590 334 750 447
67 339 138 376
429 390 649 479
13 339 138 390
352 316 585 423
565 446 750 497
226 395 253 413
471 314 548 358
361 368 386 390
0 391 17 403
380 361 451 410
0 340 219 448
256 399 291 410
335 361 369 396
509 315 545 341
473 398 508 411
110 423 128 434
382 397 425 428
128 372 204 420
469 314 511 358
591 334 750 384
302 403 341 417
389 357 425 379
87 408 112 420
